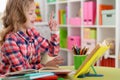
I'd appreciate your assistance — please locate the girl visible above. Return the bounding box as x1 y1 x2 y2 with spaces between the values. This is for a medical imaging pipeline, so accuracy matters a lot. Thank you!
0 0 63 75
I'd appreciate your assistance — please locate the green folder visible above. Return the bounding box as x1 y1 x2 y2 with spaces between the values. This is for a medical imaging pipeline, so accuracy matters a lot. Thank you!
60 28 67 48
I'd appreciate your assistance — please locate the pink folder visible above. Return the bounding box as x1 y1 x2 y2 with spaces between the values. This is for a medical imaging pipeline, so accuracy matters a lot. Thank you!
88 1 96 25
83 2 88 25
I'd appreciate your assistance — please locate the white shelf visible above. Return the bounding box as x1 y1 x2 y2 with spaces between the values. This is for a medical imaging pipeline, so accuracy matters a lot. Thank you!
60 48 68 51
43 0 120 67
69 0 82 3
57 1 68 4
47 2 56 5
60 48 72 52
34 22 48 26
69 25 82 27
99 25 115 28
83 25 98 28
108 55 116 58
59 25 69 27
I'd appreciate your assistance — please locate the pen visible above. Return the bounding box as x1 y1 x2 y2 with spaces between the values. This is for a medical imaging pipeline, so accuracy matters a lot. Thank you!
72 46 80 55
76 46 80 55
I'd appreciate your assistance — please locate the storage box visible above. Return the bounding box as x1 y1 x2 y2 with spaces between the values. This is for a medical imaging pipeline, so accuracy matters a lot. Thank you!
68 36 81 50
99 4 113 25
102 9 115 25
69 17 81 26
47 0 56 3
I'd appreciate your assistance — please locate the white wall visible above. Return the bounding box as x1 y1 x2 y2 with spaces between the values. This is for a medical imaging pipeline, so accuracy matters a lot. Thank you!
0 0 7 30
0 0 7 13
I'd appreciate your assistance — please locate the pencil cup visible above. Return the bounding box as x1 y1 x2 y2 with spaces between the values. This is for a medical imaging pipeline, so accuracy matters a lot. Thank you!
74 55 87 70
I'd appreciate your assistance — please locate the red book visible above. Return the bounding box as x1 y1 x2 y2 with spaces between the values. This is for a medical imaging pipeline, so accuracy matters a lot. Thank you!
34 75 58 80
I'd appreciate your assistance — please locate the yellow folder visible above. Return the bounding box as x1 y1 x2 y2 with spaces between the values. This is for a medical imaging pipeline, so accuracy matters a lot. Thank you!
74 40 110 78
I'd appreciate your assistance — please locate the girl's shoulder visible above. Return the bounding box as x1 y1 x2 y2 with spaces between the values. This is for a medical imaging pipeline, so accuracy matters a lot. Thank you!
5 32 18 41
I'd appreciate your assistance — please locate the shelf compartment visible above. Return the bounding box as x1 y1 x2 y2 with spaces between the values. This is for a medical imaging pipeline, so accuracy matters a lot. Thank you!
98 28 115 42
59 50 68 66
58 3 68 25
69 1 81 18
68 27 81 36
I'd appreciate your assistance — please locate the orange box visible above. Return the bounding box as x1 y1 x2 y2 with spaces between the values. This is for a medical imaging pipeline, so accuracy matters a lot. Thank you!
99 4 113 25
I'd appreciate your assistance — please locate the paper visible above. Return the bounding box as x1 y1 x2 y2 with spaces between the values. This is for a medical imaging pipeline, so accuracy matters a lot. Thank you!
39 66 72 75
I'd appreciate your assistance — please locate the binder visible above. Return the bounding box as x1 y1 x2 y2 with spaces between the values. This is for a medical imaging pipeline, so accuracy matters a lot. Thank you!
88 1 96 25
83 2 88 25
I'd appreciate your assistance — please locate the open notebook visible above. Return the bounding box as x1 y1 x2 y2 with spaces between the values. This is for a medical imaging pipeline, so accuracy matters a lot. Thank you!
5 66 72 76
74 40 110 78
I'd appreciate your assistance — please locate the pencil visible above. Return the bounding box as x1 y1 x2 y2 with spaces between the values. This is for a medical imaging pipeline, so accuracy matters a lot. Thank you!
83 47 89 55
80 47 85 55
72 46 77 55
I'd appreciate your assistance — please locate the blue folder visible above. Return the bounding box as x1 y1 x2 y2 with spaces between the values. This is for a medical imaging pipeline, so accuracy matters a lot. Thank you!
24 72 55 79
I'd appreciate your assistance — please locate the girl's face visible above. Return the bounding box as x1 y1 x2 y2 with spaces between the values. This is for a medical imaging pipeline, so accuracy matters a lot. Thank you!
24 2 36 29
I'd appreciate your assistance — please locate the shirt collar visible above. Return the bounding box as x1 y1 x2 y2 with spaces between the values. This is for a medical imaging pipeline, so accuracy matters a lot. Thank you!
17 28 34 43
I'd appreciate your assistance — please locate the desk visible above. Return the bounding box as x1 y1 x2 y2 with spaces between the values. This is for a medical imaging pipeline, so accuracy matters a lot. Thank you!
60 66 120 80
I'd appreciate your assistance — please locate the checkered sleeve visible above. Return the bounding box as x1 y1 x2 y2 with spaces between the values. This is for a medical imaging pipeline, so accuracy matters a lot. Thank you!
0 50 10 75
0 38 27 73
30 54 44 69
32 28 60 57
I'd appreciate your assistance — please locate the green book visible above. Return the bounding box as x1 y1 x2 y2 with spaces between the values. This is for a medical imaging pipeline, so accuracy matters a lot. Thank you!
63 13 66 24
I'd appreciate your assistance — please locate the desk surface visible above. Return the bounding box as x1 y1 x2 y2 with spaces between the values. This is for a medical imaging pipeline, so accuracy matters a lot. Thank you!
60 66 120 80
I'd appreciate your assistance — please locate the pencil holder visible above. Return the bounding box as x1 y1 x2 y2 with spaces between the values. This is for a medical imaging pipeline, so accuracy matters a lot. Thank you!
74 55 87 70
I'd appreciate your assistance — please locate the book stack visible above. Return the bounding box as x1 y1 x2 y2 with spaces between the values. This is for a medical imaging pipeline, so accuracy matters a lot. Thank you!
3 66 72 80
3 70 58 80
58 9 67 25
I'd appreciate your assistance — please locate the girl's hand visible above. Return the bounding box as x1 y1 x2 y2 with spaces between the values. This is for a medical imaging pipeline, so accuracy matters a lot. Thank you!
45 56 64 68
48 11 58 31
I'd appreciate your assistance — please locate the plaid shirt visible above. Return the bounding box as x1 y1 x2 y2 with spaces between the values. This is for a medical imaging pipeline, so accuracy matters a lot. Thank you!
0 27 60 75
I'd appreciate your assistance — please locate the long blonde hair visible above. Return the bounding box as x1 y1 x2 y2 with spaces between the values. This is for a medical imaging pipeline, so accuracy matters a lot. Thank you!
0 0 34 45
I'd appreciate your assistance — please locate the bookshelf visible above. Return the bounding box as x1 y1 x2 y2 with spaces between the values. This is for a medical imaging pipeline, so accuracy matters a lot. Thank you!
36 0 120 68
